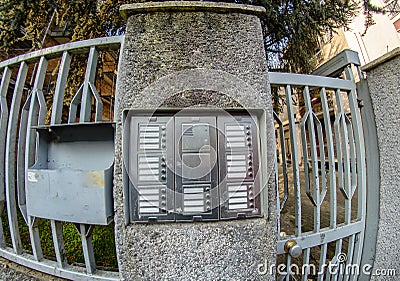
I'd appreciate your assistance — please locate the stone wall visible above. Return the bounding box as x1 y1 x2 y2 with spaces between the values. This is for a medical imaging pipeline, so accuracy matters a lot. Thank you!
114 2 276 280
363 48 400 281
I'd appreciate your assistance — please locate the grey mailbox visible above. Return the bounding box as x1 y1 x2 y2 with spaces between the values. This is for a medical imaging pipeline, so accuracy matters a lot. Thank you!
124 109 267 223
26 123 115 225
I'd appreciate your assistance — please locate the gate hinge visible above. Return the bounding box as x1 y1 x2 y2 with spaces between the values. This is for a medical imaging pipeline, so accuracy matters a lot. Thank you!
357 98 364 108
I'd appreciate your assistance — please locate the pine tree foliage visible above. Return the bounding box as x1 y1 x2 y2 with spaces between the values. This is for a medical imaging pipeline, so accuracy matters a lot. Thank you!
0 0 387 72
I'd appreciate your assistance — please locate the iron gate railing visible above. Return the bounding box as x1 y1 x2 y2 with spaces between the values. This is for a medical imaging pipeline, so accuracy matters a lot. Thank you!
0 36 122 281
271 52 368 280
0 36 375 281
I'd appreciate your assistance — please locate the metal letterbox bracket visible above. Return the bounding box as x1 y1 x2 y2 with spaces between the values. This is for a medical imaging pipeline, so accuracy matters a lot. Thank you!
26 122 115 225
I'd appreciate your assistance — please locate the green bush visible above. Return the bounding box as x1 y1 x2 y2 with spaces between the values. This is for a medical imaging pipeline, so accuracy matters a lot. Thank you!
1 210 117 269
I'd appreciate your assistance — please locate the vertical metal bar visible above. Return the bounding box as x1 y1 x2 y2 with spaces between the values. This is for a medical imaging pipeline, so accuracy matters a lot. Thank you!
346 68 367 277
51 51 71 125
317 243 328 281
89 83 103 122
356 67 379 281
24 57 48 260
285 85 302 235
320 88 337 228
334 91 344 205
301 248 311 281
0 206 5 248
349 233 362 281
5 62 28 254
344 235 355 281
279 127 289 212
285 254 291 281
28 217 43 261
302 86 321 231
0 67 11 248
275 147 282 237
80 47 98 123
273 113 281 238
346 69 366 219
31 56 48 95
0 67 11 200
334 89 352 224
300 113 311 196
80 224 96 274
17 94 32 223
114 39 125 121
341 66 358 201
333 239 343 281
0 67 12 97
326 256 332 281
317 119 327 201
51 220 67 268
346 120 357 198
274 112 289 212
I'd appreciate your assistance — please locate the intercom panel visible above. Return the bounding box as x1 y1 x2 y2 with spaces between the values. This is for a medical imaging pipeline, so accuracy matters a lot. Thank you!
175 116 219 221
218 116 262 219
124 109 266 223
129 116 175 222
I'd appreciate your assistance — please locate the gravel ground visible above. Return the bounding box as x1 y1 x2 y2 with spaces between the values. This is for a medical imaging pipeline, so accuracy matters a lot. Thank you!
277 163 359 280
0 257 65 281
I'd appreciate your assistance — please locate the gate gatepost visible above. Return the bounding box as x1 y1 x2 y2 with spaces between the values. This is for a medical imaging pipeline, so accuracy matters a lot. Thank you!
362 48 400 281
113 2 277 279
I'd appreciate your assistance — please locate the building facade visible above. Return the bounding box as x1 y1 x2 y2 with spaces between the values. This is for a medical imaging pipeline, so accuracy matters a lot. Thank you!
318 0 400 66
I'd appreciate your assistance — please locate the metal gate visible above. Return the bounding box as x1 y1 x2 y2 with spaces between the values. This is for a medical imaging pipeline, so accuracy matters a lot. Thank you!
271 51 369 281
0 35 376 280
0 36 122 280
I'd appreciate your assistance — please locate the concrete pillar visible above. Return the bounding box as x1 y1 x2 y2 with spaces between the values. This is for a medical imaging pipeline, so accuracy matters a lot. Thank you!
114 2 277 279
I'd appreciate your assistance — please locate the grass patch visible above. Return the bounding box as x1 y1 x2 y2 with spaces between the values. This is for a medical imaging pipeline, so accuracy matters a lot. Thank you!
1 210 117 269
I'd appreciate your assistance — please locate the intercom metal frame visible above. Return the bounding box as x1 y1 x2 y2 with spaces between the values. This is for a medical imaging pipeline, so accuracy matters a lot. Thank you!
174 116 219 222
123 108 268 224
128 116 175 222
218 114 262 219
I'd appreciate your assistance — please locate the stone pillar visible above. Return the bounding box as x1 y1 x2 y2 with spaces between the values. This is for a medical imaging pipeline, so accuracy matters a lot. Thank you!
114 2 276 279
362 49 400 281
